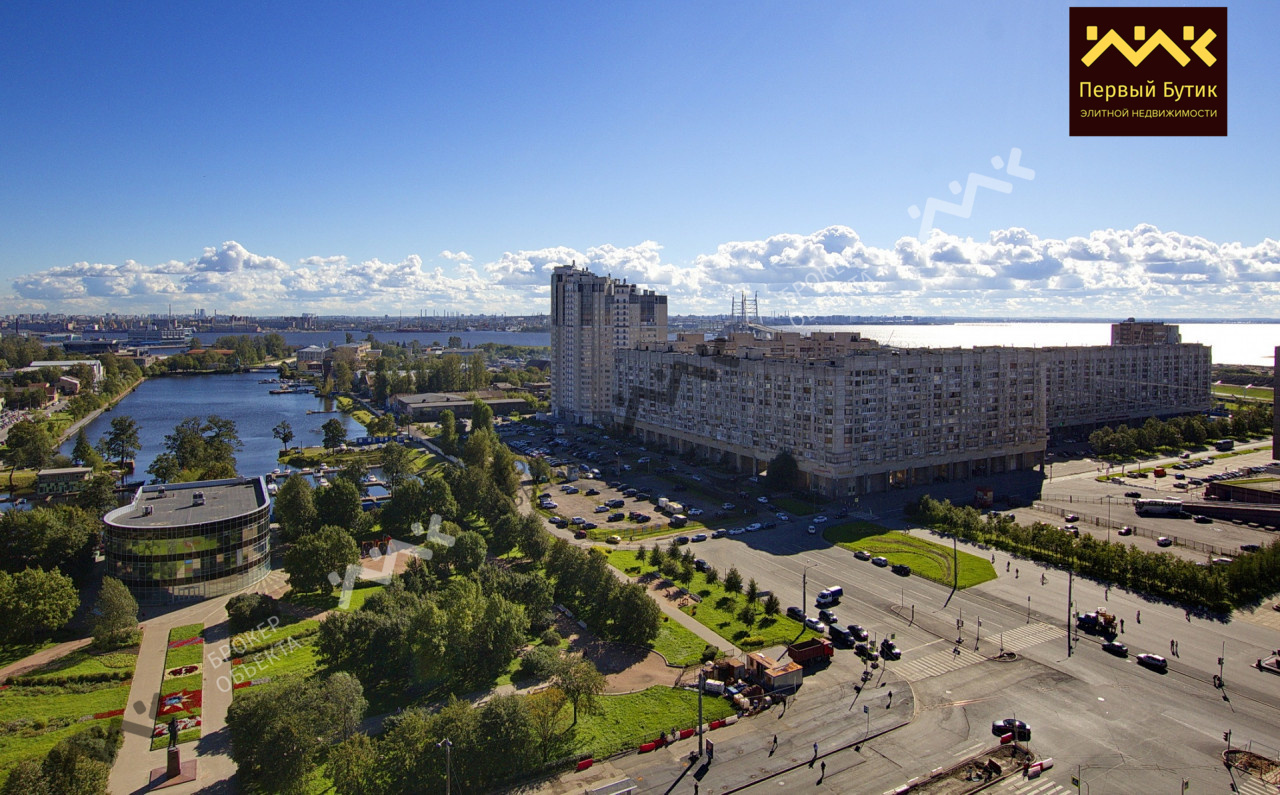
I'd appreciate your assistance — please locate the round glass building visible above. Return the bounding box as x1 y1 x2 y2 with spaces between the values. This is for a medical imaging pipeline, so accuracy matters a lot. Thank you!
104 477 272 602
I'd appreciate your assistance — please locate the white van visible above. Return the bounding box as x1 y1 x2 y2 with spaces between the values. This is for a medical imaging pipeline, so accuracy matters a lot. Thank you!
815 586 843 606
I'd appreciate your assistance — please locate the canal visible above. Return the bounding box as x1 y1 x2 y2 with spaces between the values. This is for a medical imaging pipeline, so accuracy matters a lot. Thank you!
59 372 368 481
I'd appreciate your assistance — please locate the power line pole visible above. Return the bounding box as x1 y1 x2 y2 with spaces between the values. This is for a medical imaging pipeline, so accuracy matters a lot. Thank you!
1067 569 1074 657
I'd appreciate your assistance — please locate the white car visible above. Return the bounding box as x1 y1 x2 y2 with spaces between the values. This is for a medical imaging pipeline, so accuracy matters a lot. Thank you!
776 513 789 521
804 617 827 633
814 515 828 523
688 507 704 516
747 522 762 531
757 496 769 503
728 527 746 536
808 525 817 534
722 502 735 510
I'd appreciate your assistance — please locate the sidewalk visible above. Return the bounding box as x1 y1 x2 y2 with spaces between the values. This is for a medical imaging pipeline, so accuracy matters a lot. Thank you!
108 568 287 795
0 637 93 681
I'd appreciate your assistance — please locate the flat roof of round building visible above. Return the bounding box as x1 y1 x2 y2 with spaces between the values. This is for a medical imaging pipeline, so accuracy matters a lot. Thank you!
105 478 267 529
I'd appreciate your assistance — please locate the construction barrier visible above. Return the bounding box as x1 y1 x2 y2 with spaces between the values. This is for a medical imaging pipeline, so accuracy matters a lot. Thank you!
639 742 656 753
724 715 739 725
710 719 725 729
679 728 696 740
576 758 594 771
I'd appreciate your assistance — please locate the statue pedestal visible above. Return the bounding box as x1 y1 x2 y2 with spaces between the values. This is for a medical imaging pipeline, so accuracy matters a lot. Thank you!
149 746 197 789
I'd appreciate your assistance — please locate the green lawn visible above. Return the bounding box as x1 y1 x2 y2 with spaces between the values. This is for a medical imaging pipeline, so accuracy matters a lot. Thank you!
823 522 997 589
650 620 710 667
572 686 735 759
1212 384 1274 399
282 583 386 612
604 549 818 650
0 639 56 669
0 643 138 783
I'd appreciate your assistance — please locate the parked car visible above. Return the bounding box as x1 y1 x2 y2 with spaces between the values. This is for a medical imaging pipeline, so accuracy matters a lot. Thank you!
1065 514 1079 522
1157 537 1173 547
814 515 828 523
808 525 817 534
776 512 790 521
594 505 610 513
574 529 588 539
1194 515 1213 524
675 536 690 545
1136 653 1168 671
608 512 625 522
586 488 600 496
891 563 912 576
1240 544 1261 553
693 558 708 572
710 529 727 538
1118 526 1134 536
757 496 769 503
786 606 805 621
817 609 839 625
804 617 827 633
691 533 708 542
854 549 872 561
606 535 622 544
722 502 735 510
991 719 1031 741
1125 491 1142 498
872 556 889 567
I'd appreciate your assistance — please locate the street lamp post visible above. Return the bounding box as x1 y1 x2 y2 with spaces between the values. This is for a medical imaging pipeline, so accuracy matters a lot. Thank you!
436 738 453 795
802 564 815 612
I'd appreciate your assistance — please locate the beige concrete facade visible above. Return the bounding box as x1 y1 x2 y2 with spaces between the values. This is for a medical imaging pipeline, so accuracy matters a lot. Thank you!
613 344 1047 496
550 265 667 425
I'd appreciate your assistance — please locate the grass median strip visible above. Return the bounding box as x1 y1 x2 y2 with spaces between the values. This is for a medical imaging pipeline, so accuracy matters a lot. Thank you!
823 521 997 589
151 623 204 750
573 685 735 759
604 549 819 651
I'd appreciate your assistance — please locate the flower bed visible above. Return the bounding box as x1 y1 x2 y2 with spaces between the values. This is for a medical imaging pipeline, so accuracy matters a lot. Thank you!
151 623 204 750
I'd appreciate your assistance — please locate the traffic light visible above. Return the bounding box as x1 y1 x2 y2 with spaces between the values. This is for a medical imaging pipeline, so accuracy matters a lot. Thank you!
1219 657 1225 667
1224 731 1231 742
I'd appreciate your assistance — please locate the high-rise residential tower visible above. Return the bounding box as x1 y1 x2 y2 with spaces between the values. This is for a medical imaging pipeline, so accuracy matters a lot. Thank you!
550 263 667 425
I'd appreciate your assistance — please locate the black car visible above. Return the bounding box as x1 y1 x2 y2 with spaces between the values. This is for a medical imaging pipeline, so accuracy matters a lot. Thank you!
879 640 901 661
991 719 1031 741
847 624 869 642
586 488 600 496
786 606 805 621
1101 640 1128 656
1194 515 1213 524
607 512 625 522
1241 544 1261 553
675 536 690 545
891 563 912 576
829 626 854 646
694 559 709 572
854 643 879 661
817 609 839 626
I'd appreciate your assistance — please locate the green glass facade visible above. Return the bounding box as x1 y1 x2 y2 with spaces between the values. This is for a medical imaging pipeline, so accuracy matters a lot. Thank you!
104 478 272 602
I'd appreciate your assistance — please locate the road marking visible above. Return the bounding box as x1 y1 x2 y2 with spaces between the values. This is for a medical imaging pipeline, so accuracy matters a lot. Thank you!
997 777 1070 795
952 741 986 757
1235 775 1279 795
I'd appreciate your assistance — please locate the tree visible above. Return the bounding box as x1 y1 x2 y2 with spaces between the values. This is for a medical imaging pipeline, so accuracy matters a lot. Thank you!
379 442 413 490
438 409 458 454
489 442 521 497
283 525 359 594
152 415 241 480
526 687 568 763
471 398 494 433
70 429 97 467
724 565 743 594
5 420 54 488
272 420 295 452
608 583 661 645
75 473 118 518
315 479 363 532
0 505 96 576
227 673 366 795
226 592 280 634
553 654 605 724
274 474 318 542
766 450 801 491
322 418 348 451
528 456 552 484
763 593 781 615
91 576 138 647
326 733 379 795
97 415 140 480
450 531 487 576
746 578 759 603
0 568 78 641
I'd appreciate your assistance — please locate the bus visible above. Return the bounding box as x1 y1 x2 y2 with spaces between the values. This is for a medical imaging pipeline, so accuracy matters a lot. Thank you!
1134 498 1184 516
1214 439 1235 452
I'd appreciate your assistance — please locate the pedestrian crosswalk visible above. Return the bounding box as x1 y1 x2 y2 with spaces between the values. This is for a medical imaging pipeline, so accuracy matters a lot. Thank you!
891 622 1063 682
994 775 1070 795
1236 775 1280 795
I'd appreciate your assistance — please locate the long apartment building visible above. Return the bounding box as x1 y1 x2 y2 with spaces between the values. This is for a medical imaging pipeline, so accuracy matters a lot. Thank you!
614 338 1046 496
550 264 667 425
610 322 1210 496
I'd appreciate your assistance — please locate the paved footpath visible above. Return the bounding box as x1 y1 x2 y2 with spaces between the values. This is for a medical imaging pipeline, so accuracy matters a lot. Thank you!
109 568 288 795
0 637 93 681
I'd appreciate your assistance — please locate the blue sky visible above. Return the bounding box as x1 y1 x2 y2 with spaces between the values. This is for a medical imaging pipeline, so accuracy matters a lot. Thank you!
1 1 1276 318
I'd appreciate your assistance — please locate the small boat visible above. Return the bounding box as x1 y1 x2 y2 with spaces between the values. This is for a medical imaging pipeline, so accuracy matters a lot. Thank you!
317 477 330 487
267 483 279 495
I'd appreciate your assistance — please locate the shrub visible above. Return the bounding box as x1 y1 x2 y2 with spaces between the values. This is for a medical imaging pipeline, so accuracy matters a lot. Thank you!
226 593 281 634
700 645 720 663
539 626 562 647
518 645 564 681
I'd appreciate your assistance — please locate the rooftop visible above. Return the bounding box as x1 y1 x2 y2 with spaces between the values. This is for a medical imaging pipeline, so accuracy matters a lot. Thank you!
105 477 267 529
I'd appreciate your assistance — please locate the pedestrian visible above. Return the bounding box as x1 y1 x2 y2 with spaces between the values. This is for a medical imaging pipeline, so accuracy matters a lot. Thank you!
1136 610 1141 623
1171 639 1175 653
1015 568 1019 578
887 690 893 707
813 742 818 758
1105 587 1109 601
1119 618 1124 633
1006 561 1010 572
773 734 778 747
1186 610 1191 622
821 761 826 776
